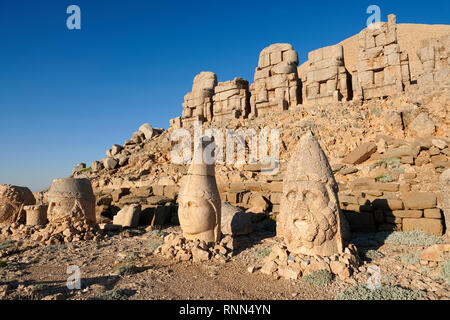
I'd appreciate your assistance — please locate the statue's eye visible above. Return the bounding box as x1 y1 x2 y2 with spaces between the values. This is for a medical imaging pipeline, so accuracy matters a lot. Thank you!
187 201 197 208
286 191 297 203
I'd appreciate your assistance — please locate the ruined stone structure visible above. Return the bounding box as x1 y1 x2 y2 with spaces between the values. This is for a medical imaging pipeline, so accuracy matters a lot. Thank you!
24 205 48 226
417 34 450 87
47 178 96 225
249 43 300 118
178 138 221 243
0 185 35 224
302 44 351 104
181 72 217 126
352 14 411 100
212 78 250 121
277 132 343 256
440 169 450 238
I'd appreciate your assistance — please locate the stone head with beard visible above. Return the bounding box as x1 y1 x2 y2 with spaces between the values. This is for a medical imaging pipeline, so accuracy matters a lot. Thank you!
277 131 343 256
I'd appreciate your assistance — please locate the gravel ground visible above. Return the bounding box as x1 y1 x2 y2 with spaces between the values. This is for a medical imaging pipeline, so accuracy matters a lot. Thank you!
0 226 448 300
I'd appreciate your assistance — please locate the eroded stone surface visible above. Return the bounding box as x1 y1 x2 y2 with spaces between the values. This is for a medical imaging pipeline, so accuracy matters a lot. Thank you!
278 132 344 256
181 72 217 126
250 43 300 118
0 185 35 225
302 44 350 104
177 138 221 243
352 14 410 100
47 178 96 225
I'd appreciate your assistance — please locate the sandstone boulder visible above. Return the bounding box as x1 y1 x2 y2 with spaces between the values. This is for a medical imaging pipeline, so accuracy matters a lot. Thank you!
221 202 252 236
113 204 141 228
138 123 156 140
409 113 436 137
342 142 377 165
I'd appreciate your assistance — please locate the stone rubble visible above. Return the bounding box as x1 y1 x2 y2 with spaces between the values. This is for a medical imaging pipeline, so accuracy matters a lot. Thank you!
154 233 235 263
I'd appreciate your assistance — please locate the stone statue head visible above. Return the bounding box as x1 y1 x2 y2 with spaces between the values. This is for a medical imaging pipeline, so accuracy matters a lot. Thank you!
278 131 343 256
47 178 96 225
178 136 221 243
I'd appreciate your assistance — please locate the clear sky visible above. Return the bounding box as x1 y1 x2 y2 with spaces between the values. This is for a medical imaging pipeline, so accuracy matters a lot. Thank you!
1 0 449 192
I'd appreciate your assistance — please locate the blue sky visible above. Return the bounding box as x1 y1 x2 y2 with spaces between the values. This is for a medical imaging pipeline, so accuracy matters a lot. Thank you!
0 0 449 191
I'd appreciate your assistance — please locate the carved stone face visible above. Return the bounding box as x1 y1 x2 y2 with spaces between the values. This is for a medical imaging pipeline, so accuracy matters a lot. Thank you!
281 180 338 253
47 199 73 222
177 174 221 243
178 195 217 235
277 131 343 256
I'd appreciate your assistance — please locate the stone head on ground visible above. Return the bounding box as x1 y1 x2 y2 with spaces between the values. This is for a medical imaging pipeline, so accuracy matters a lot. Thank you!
177 136 221 243
278 131 344 256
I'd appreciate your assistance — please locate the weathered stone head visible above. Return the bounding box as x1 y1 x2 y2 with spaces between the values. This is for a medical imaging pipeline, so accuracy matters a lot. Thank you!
47 178 96 225
0 184 35 224
278 131 343 256
178 137 221 243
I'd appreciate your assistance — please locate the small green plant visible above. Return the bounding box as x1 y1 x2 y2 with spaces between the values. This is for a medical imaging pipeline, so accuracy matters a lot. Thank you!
78 167 92 173
375 174 394 182
254 248 271 259
371 158 401 169
301 270 332 287
335 284 427 300
147 229 166 239
0 260 7 268
92 289 128 300
384 230 442 246
363 249 385 261
0 240 16 250
398 252 420 265
440 259 450 285
116 264 138 276
121 251 139 262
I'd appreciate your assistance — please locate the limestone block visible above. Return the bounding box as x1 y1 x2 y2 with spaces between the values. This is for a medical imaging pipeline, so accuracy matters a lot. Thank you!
113 204 141 228
342 142 377 165
221 202 252 236
403 192 437 210
402 218 443 236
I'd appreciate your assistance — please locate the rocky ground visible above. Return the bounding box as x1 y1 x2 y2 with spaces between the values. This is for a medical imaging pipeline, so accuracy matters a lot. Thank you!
0 225 448 300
